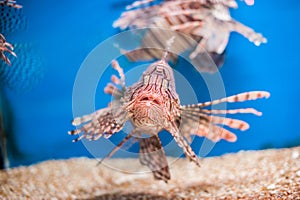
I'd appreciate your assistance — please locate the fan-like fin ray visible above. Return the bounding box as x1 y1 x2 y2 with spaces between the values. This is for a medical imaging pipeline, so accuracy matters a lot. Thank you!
183 91 270 109
69 107 127 142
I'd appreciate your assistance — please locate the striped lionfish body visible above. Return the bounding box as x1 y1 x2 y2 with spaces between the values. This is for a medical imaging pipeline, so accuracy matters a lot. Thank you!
69 55 270 182
113 0 266 72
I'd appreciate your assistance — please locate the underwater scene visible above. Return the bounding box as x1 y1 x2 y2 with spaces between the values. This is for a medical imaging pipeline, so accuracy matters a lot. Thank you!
0 0 299 199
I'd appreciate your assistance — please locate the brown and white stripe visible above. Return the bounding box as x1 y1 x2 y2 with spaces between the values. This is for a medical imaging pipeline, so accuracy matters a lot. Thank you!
179 91 270 143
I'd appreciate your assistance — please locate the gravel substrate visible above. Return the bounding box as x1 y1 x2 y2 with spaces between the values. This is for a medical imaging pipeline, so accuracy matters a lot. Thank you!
0 147 299 199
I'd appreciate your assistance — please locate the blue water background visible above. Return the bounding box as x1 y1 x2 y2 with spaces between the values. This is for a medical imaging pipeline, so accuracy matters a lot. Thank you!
2 0 300 167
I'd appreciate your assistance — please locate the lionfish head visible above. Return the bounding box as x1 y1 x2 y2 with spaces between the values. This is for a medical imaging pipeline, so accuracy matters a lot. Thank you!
130 73 167 128
128 59 176 129
142 59 176 89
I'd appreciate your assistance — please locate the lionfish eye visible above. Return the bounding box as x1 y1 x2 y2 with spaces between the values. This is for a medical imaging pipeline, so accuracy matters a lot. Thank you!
141 97 149 101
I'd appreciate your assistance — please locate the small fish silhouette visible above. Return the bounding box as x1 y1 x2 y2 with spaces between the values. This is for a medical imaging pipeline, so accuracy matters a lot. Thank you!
69 47 270 182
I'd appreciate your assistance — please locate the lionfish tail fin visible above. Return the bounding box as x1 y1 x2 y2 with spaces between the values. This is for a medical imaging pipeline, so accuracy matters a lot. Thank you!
139 135 170 182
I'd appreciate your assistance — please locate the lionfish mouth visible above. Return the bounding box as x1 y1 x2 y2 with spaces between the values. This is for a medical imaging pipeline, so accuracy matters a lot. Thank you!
135 100 164 114
139 99 160 106
138 94 163 105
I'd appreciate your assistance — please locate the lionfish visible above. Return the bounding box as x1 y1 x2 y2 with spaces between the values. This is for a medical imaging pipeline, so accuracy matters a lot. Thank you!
0 0 22 65
113 0 266 72
69 41 270 182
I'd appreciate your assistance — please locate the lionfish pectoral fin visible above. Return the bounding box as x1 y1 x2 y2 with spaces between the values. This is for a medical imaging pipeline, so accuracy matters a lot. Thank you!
111 60 125 88
68 107 127 142
179 91 270 143
230 20 267 46
185 91 270 108
121 28 185 63
180 115 239 143
126 0 155 10
139 135 170 182
113 42 161 63
168 124 201 167
97 130 137 166
200 123 238 143
104 83 124 99
189 50 225 73
104 59 126 99
123 48 178 64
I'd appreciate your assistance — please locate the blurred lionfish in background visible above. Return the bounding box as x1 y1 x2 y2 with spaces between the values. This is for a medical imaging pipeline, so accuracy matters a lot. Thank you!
113 0 266 72
69 38 270 182
0 0 44 168
0 0 22 65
